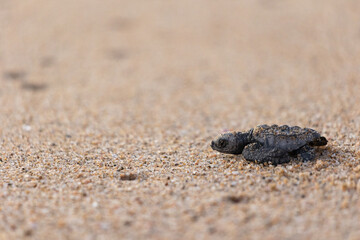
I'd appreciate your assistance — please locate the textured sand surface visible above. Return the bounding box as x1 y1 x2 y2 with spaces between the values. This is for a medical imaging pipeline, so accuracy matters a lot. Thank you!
1 0 360 239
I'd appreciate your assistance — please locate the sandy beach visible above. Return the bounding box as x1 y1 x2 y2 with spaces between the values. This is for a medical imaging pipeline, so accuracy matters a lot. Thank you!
1 0 360 239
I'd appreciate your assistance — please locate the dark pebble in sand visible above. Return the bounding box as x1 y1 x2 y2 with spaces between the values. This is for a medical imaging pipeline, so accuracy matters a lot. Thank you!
3 70 26 81
22 82 47 91
120 173 137 181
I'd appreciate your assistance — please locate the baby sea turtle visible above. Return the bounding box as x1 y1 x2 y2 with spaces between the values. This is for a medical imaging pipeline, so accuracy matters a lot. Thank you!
210 125 327 164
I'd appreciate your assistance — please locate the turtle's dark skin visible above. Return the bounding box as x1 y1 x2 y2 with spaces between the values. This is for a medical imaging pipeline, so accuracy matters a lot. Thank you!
210 125 327 164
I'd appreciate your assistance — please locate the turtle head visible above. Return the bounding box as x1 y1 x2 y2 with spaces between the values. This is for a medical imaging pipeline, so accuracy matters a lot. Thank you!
211 131 250 155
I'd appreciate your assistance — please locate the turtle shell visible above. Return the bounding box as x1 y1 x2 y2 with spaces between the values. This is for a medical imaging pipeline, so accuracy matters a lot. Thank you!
252 124 321 152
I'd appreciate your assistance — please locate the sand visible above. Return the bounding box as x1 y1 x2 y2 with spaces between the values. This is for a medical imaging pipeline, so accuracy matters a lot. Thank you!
0 0 360 239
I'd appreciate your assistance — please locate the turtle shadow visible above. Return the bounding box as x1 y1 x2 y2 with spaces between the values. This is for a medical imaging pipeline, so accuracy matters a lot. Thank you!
219 146 350 167
276 145 357 169
315 145 358 164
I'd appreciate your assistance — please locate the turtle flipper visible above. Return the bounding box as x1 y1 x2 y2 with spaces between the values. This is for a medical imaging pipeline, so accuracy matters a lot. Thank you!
242 143 291 165
291 144 316 161
309 136 327 146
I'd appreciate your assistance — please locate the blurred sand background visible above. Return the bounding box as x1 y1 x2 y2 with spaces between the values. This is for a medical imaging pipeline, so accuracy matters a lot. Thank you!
1 0 360 239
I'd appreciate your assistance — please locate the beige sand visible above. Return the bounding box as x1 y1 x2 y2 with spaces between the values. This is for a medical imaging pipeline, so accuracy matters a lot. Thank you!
0 0 360 239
